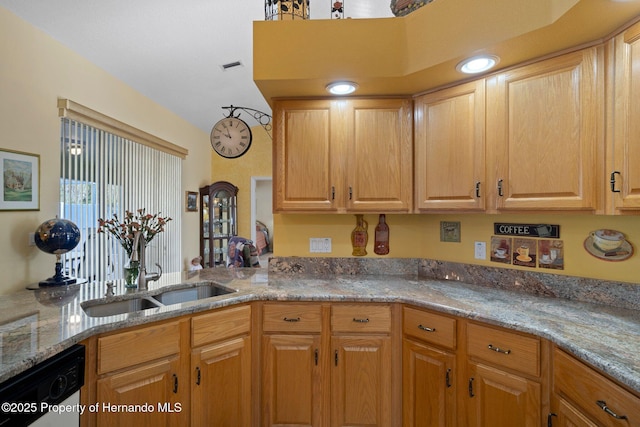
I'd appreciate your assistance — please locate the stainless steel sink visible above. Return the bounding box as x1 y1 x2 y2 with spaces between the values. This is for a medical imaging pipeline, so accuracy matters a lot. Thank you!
153 283 234 305
81 297 161 318
81 283 236 317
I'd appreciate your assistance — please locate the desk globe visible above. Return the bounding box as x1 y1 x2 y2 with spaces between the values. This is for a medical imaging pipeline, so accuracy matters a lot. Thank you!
34 218 81 286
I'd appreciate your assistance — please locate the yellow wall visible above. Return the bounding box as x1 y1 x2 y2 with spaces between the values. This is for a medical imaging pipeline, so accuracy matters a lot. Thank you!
0 8 211 294
274 213 640 284
210 126 272 239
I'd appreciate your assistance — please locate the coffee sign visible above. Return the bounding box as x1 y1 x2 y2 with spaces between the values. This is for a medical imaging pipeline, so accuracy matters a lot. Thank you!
494 223 560 238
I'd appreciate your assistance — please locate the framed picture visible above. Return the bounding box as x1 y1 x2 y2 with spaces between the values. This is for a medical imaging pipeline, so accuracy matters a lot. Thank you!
0 149 39 211
186 191 198 212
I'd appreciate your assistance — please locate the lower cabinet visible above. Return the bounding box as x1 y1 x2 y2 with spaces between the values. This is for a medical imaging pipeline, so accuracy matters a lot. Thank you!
190 305 252 427
260 302 397 427
93 320 188 427
464 322 545 427
402 306 457 427
552 348 640 427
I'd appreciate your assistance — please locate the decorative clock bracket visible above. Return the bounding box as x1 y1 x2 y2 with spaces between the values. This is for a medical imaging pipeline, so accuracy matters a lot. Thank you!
222 105 272 139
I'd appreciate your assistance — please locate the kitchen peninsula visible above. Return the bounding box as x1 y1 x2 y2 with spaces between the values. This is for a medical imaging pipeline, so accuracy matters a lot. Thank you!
0 257 639 426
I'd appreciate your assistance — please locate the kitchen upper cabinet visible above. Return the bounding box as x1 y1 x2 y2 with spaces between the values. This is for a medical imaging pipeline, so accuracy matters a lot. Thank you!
415 80 486 212
273 98 413 213
610 21 640 213
486 46 604 213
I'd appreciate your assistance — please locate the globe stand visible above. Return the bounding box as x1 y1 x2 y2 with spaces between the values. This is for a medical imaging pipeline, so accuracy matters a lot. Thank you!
39 254 77 287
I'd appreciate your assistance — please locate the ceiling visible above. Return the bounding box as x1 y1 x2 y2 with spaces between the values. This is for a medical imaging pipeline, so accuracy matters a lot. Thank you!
0 0 393 133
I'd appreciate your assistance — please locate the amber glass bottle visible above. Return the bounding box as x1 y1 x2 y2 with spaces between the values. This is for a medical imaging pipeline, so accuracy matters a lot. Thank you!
374 214 390 255
351 214 368 256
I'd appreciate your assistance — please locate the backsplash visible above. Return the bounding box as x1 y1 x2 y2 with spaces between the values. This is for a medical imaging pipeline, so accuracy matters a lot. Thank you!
268 257 640 311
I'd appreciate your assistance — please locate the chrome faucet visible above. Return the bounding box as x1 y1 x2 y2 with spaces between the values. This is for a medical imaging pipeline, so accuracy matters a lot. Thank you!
130 231 163 290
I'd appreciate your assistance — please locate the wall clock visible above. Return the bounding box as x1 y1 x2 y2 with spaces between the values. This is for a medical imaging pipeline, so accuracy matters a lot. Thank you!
210 116 253 158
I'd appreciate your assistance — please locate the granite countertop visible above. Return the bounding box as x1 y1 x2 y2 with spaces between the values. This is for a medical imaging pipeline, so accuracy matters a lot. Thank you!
0 266 639 395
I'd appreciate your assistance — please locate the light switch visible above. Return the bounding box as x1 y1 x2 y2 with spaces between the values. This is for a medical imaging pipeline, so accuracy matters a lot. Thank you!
474 241 486 260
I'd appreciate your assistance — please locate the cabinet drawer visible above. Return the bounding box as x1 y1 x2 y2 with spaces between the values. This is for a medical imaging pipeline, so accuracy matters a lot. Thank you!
263 303 322 333
403 306 456 350
331 304 391 333
192 304 251 347
554 348 640 427
467 323 540 377
98 321 180 374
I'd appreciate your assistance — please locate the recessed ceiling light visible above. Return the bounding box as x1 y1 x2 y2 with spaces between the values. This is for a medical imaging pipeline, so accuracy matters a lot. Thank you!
456 55 500 74
326 81 358 95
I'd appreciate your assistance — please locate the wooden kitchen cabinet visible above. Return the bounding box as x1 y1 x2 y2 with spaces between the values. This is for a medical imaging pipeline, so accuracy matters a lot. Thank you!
609 20 640 213
552 348 640 427
273 98 413 213
486 46 604 213
402 306 457 427
414 80 486 212
331 304 395 427
464 322 545 427
94 320 188 427
190 305 252 427
261 303 325 427
260 302 398 427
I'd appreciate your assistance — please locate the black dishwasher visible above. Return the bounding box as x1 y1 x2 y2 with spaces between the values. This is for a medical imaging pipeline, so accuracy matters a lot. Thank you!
0 344 85 426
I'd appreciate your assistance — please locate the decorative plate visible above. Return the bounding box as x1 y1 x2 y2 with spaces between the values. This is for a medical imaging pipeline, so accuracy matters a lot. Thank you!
583 236 633 262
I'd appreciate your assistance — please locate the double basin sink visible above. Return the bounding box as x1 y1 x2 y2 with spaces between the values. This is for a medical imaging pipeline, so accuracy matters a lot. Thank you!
81 283 235 318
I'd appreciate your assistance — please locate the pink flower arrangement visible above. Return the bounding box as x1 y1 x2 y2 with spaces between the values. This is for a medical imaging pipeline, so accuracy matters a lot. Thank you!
97 209 172 256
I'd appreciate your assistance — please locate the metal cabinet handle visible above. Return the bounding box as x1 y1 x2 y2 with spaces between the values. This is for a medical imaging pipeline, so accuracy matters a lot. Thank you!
547 413 557 427
418 324 436 332
283 317 301 322
352 317 369 323
597 400 628 420
497 179 504 197
315 349 318 366
331 186 335 200
195 367 201 385
488 344 511 355
446 369 452 388
349 186 353 200
334 349 338 366
610 171 621 193
468 377 474 397
475 181 481 198
173 374 178 393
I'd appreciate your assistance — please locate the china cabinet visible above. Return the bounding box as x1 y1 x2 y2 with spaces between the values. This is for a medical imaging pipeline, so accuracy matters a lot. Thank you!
200 181 238 268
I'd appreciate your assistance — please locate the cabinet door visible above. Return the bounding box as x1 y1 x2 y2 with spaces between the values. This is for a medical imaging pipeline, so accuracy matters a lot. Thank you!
97 357 185 427
262 334 323 427
191 336 251 427
611 22 640 212
346 98 413 212
273 99 340 212
331 335 392 427
553 397 599 427
415 80 486 212
466 362 541 427
403 338 456 427
487 47 603 212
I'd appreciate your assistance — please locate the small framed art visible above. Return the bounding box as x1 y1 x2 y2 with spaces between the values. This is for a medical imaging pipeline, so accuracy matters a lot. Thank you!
186 191 198 212
0 149 39 211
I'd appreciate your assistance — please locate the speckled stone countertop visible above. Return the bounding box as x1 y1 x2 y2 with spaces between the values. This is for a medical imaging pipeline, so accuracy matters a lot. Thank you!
1 259 639 396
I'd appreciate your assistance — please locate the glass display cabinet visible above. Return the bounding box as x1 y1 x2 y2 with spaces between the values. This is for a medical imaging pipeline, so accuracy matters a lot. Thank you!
200 181 238 268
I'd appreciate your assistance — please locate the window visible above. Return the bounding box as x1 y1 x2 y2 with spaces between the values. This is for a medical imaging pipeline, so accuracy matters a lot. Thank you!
59 108 184 283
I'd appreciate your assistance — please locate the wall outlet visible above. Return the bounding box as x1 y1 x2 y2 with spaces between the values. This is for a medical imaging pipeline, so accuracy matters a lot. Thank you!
474 241 486 260
310 238 332 253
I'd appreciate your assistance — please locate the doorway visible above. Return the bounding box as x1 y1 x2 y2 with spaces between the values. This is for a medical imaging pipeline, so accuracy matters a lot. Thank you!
251 176 273 265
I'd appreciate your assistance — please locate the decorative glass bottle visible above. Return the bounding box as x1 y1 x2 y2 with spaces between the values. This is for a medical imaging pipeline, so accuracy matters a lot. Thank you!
351 215 368 256
374 214 390 255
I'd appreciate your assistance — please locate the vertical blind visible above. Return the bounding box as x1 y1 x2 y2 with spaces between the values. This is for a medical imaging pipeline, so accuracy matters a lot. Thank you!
59 118 182 283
